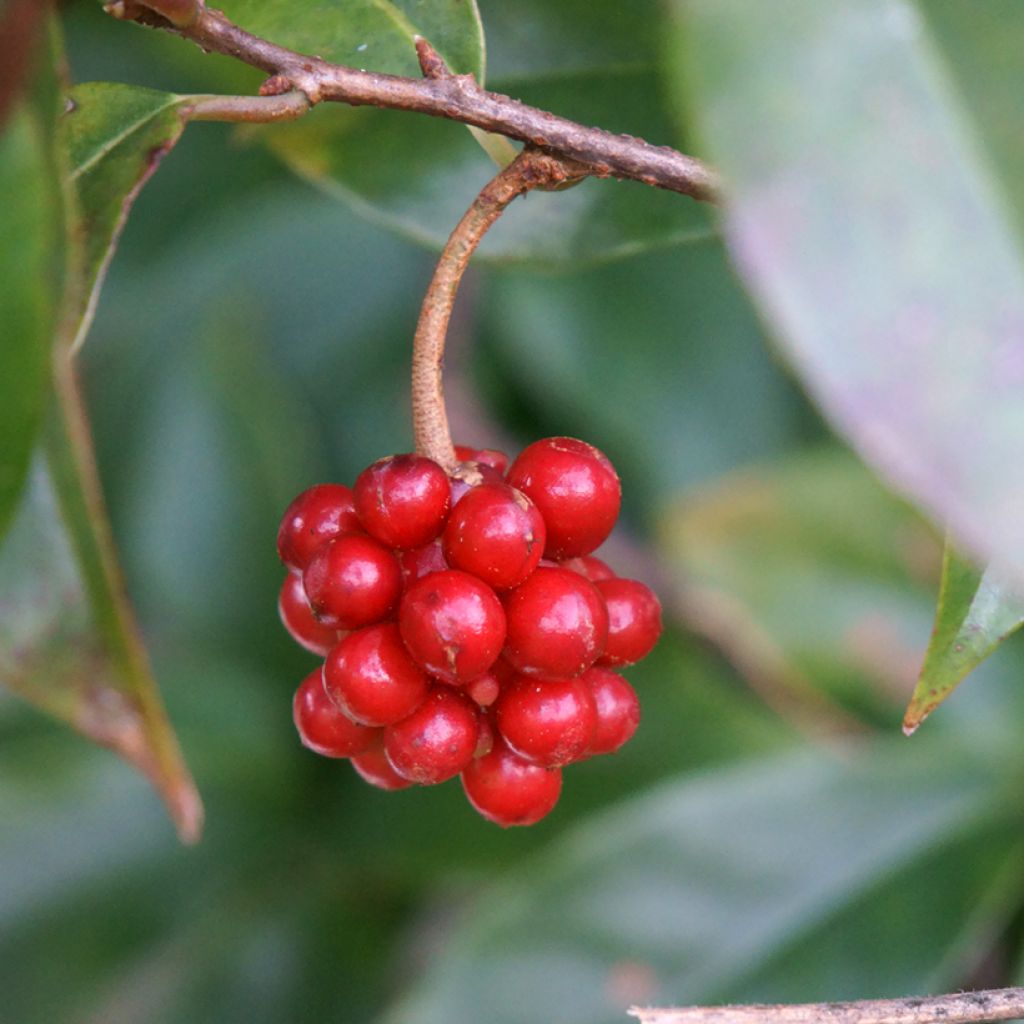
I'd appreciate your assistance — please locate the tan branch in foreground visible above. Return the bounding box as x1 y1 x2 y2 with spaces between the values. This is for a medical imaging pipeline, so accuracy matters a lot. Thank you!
106 2 718 202
630 988 1024 1024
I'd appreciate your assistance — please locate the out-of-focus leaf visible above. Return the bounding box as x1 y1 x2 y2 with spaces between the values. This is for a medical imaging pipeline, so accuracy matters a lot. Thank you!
388 742 1020 1024
218 0 484 78
0 76 200 838
257 68 712 264
0 25 63 540
661 450 939 724
904 542 1024 734
677 0 1024 579
59 81 186 349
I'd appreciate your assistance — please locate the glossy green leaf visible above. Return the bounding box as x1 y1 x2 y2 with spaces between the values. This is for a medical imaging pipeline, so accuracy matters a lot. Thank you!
904 541 1024 734
257 67 713 264
678 0 1024 579
60 81 186 349
0 30 63 541
218 0 484 79
661 450 939 725
389 742 1019 1024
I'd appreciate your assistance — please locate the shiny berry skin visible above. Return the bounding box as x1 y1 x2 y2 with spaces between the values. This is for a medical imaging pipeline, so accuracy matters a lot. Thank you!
398 539 448 586
449 461 505 505
466 671 501 708
583 667 640 756
561 555 616 582
384 686 480 784
354 454 451 549
443 483 546 591
277 484 360 572
351 741 413 791
455 445 509 474
595 578 663 667
292 669 378 758
461 738 562 827
474 714 496 758
323 623 429 726
495 673 597 767
399 570 506 685
506 437 621 559
278 573 342 656
302 533 401 630
502 567 609 678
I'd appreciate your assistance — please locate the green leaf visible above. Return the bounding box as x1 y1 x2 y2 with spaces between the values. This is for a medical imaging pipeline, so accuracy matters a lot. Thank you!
660 450 939 725
256 68 713 264
677 0 1024 578
904 541 1024 734
59 81 186 349
218 0 484 78
0 28 64 541
389 743 1020 1024
0 76 200 838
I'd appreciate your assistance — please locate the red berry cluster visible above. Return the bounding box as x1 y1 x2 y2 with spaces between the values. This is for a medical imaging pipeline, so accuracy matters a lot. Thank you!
277 438 662 827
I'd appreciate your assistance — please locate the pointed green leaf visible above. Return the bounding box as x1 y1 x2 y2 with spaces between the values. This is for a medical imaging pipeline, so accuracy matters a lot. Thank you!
677 0 1024 579
59 81 186 348
0 72 200 839
218 0 484 79
904 541 1024 734
0 26 64 540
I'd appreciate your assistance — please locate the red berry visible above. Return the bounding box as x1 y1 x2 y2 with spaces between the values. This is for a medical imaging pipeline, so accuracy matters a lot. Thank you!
455 445 509 474
495 673 597 767
278 573 342 656
474 714 496 758
461 738 562 827
277 484 359 571
399 570 506 684
384 685 480 784
583 667 640 755
561 555 616 582
502 567 609 678
293 669 378 758
323 623 429 726
443 483 546 591
354 454 450 549
302 533 401 630
506 437 621 559
351 741 413 791
466 671 501 708
595 578 663 666
449 461 505 505
398 538 448 586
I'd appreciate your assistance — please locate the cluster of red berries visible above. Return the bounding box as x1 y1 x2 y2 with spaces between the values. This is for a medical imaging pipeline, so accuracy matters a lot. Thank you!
277 437 662 827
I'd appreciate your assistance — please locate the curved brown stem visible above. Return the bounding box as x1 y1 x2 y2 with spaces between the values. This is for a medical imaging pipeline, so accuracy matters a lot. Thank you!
411 147 589 471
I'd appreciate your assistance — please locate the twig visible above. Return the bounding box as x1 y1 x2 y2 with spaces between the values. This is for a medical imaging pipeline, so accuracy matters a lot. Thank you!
630 988 1024 1024
182 90 309 123
104 3 718 202
411 146 590 471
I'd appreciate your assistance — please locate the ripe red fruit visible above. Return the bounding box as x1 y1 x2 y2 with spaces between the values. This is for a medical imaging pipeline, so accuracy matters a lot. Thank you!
506 437 621 559
399 570 506 684
351 741 413 790
461 738 562 827
595 577 663 667
561 555 616 582
277 484 360 572
449 461 505 505
323 623 429 726
583 667 640 755
292 669 378 758
502 566 609 678
398 538 448 586
278 572 342 656
474 714 495 758
495 673 597 767
302 533 401 630
384 686 480 784
454 445 509 474
353 454 451 549
443 483 546 591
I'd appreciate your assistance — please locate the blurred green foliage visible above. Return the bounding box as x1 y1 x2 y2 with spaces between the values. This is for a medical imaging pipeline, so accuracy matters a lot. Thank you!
2 2 1024 1023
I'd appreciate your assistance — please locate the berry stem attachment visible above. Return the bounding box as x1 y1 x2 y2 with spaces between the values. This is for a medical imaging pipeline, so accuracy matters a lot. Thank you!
412 146 589 471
